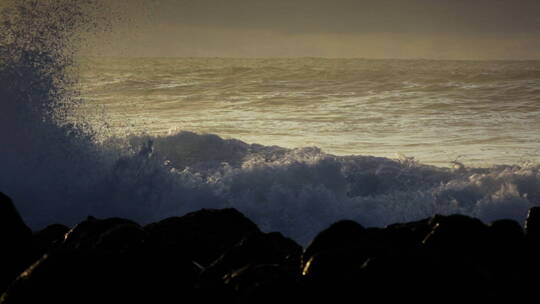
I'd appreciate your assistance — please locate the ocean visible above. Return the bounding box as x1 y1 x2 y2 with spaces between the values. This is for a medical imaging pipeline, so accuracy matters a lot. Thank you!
2 1 540 244
78 57 540 167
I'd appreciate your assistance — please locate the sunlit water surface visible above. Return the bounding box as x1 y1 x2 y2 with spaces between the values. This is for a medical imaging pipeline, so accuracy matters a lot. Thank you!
78 57 540 167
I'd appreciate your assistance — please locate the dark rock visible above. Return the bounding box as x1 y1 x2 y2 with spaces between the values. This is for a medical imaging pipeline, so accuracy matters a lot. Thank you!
208 231 301 271
356 247 490 302
223 264 300 304
302 220 365 268
30 224 69 261
421 215 494 300
198 232 301 304
422 214 490 253
486 219 525 269
485 220 527 301
525 207 540 239
0 192 32 294
62 216 140 250
521 208 540 300
301 220 377 302
201 232 302 289
384 217 432 248
0 192 31 245
302 247 365 281
0 248 201 304
144 208 261 266
2 201 535 302
0 250 109 304
489 219 524 245
93 223 147 252
130 247 202 303
301 226 402 283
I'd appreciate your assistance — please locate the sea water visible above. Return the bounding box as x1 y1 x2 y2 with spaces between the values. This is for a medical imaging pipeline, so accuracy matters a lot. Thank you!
1 0 540 244
78 57 540 167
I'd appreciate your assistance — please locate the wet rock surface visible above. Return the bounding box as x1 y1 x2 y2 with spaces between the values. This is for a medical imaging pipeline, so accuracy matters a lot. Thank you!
1 192 540 303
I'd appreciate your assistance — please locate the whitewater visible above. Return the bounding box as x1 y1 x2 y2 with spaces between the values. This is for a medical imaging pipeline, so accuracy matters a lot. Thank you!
1 0 539 244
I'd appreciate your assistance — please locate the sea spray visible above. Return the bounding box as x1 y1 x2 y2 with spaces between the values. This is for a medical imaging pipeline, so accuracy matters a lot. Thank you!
0 0 188 226
0 0 539 244
0 0 105 226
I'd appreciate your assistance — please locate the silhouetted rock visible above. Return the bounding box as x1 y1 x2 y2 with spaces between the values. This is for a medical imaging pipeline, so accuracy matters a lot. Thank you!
30 224 69 261
1 200 536 302
201 231 302 294
423 214 490 252
489 219 524 245
302 220 366 268
0 192 31 245
384 217 432 248
301 220 376 302
525 207 540 240
129 246 202 303
0 248 185 304
421 215 494 300
357 245 495 302
203 232 302 279
521 208 540 300
487 219 525 268
0 250 107 304
63 216 140 249
1 246 201 304
486 220 527 301
0 192 32 294
93 223 146 252
223 264 300 304
144 208 261 266
302 247 365 281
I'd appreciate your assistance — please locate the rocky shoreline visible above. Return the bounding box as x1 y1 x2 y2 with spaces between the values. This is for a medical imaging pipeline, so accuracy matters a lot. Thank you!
1 191 538 303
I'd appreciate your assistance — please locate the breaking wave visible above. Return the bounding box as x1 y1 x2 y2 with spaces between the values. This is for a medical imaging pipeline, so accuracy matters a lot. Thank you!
0 0 538 244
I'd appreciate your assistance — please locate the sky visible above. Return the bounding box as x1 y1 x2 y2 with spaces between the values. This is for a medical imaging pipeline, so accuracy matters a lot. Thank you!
94 0 540 60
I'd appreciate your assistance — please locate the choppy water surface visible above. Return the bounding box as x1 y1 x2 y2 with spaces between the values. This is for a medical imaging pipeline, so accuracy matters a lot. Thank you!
79 57 540 167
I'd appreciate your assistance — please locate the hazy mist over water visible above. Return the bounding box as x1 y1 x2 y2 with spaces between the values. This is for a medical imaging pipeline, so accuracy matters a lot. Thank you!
79 57 540 167
91 0 540 60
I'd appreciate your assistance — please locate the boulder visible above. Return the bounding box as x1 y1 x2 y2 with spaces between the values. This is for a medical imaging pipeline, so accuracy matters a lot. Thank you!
301 220 375 302
0 250 109 304
223 264 300 304
485 220 527 301
356 248 487 302
202 232 302 285
0 192 32 294
384 217 432 248
144 208 261 266
525 207 540 240
302 220 366 268
62 216 140 250
30 224 70 262
1 247 201 304
489 219 524 247
422 214 490 253
0 192 31 245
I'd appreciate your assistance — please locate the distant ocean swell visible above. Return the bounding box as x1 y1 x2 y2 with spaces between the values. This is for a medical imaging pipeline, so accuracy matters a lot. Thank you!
1 0 539 244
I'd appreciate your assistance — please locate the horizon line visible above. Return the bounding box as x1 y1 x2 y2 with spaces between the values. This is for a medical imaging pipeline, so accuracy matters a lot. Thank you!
79 55 540 62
